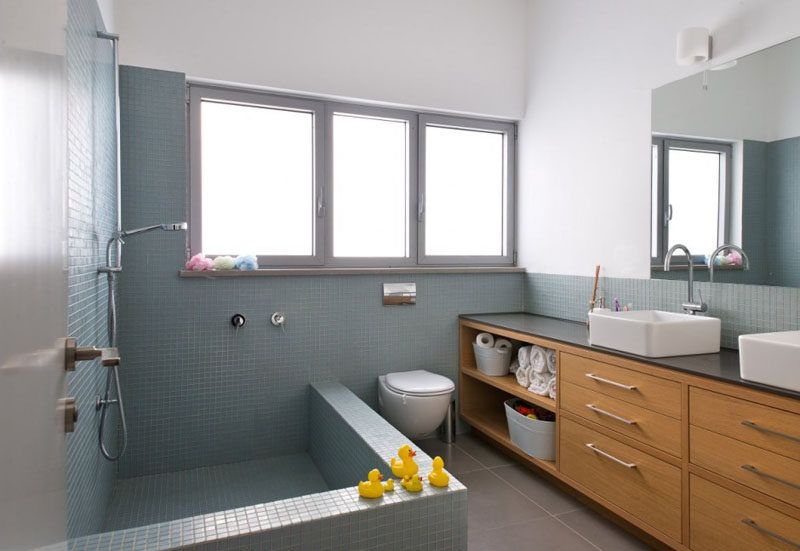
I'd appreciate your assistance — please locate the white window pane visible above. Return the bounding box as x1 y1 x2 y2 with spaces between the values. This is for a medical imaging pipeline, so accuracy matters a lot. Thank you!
332 114 408 257
668 148 720 256
425 126 505 256
201 100 314 256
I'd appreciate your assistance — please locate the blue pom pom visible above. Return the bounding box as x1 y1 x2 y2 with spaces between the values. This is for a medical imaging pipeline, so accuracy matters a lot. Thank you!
234 254 258 271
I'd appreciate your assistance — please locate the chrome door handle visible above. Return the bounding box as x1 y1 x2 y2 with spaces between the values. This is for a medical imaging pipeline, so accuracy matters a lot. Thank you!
585 443 637 469
64 338 120 371
585 373 637 390
741 464 800 491
741 420 800 444
741 518 800 549
586 404 637 425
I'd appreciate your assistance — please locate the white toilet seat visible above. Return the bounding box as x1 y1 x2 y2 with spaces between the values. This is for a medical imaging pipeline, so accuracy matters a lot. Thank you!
384 369 454 396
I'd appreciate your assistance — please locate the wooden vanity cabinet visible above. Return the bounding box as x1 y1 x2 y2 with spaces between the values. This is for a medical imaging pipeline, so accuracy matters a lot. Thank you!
459 318 800 551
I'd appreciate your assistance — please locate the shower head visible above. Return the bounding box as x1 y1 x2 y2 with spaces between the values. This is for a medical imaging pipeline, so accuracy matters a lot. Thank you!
118 222 187 238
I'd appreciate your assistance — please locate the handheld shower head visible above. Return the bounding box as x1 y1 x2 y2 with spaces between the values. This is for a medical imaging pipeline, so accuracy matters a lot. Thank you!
118 222 188 237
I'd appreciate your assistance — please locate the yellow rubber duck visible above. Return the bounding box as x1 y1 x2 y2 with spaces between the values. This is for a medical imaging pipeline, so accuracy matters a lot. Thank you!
358 469 386 499
384 478 394 491
390 444 419 479
401 474 424 492
427 456 450 487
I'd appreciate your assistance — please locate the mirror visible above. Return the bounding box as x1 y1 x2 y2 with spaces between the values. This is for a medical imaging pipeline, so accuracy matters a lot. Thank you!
651 35 800 286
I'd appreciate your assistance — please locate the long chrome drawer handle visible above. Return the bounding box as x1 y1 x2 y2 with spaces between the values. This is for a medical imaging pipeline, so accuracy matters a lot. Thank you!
741 464 800 491
586 404 637 425
741 518 800 549
585 443 637 468
741 420 800 444
585 373 637 390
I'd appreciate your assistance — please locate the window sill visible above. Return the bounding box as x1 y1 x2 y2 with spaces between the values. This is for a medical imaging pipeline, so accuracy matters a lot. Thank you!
179 266 525 278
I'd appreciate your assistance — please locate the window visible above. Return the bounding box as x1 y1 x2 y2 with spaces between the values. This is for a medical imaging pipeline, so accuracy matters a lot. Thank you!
651 138 731 266
190 86 515 268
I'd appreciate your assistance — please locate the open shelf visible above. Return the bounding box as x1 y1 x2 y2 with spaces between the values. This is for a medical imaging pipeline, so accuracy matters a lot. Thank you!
461 406 557 475
461 363 556 412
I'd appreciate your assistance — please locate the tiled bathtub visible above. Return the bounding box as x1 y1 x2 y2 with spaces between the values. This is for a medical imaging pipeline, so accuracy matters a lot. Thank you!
69 382 467 550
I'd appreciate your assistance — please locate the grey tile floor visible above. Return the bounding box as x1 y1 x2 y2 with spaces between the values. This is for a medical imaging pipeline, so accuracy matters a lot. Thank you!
416 433 654 551
103 452 329 531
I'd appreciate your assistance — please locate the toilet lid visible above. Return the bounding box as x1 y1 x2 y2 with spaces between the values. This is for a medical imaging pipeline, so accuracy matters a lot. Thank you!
385 370 455 396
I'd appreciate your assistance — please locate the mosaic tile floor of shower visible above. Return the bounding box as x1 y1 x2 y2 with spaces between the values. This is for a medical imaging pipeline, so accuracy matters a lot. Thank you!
103 453 330 531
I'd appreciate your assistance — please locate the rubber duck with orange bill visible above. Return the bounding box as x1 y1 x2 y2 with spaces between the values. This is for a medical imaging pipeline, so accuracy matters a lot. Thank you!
358 469 393 498
390 444 419 480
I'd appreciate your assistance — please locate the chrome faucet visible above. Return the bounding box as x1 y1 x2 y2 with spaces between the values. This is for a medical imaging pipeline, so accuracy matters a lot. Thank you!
664 244 707 315
708 244 750 282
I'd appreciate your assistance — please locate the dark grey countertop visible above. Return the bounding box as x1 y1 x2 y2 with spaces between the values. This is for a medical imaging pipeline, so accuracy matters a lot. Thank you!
460 312 800 401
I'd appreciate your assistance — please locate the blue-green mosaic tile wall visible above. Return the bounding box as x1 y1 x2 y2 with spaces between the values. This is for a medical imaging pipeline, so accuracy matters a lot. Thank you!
116 66 523 478
767 135 800 287
65 0 118 538
524 272 800 348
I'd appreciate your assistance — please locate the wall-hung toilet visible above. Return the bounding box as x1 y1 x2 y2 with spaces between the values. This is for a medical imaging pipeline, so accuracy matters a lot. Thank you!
378 370 455 439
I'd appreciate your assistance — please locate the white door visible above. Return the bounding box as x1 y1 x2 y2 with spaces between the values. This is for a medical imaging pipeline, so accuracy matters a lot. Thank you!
0 2 70 549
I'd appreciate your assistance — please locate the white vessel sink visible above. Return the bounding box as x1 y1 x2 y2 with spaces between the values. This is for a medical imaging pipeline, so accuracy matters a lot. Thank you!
588 310 721 358
739 331 800 392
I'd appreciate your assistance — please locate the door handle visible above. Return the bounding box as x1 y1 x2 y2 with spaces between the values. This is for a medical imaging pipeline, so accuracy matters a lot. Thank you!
59 397 78 433
64 337 120 371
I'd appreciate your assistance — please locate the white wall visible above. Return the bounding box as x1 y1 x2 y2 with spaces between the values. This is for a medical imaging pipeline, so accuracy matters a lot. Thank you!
518 0 800 278
116 0 527 120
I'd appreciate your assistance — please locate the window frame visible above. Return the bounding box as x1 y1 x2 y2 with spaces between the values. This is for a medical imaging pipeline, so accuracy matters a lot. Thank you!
323 102 418 267
189 85 325 266
189 84 516 268
651 136 732 267
418 114 516 266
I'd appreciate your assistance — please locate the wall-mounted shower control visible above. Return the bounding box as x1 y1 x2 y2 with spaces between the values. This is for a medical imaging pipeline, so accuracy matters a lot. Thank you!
270 312 286 327
231 314 246 329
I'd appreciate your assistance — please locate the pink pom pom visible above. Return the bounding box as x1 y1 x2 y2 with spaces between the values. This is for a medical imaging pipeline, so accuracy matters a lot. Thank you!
726 251 742 266
185 253 214 271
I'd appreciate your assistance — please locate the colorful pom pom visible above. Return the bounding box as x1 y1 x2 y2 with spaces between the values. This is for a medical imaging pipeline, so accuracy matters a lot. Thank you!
212 255 236 270
234 254 258 271
185 253 214 271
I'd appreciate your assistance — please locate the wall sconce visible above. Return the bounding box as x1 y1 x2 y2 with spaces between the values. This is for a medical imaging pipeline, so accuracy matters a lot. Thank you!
676 27 711 65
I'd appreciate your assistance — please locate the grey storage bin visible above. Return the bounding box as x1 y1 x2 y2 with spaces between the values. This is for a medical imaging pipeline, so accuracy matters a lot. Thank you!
472 342 512 376
504 399 556 460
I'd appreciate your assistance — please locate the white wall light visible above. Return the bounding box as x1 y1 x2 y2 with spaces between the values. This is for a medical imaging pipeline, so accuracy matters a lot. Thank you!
676 27 711 66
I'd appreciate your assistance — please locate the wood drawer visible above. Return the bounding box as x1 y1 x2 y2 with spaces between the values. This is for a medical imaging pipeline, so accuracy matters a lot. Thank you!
691 425 800 509
561 353 681 418
690 474 800 550
560 417 682 541
561 380 681 456
690 387 800 461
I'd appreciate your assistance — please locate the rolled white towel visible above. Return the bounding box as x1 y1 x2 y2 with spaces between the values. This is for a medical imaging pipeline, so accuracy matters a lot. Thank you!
494 338 513 351
516 364 531 388
528 371 552 396
509 359 520 374
546 377 556 399
546 349 557 374
475 332 494 348
518 346 532 369
530 346 547 374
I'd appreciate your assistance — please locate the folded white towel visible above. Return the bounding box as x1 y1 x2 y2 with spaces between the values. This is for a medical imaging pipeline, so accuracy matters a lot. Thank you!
516 364 531 387
494 338 513 351
530 346 547 374
509 359 520 374
546 377 556 399
546 349 557 374
528 371 553 396
518 346 531 369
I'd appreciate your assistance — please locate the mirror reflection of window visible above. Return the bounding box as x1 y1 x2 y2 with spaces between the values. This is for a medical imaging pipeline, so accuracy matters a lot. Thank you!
651 138 731 265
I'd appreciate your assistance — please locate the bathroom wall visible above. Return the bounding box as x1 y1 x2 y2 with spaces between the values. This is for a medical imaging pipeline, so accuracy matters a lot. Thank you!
116 66 524 478
113 0 527 120
767 135 800 286
65 0 118 539
518 0 800 277
524 273 800 349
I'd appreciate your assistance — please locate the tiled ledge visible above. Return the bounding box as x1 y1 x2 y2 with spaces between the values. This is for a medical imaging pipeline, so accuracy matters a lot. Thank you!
180 266 524 277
